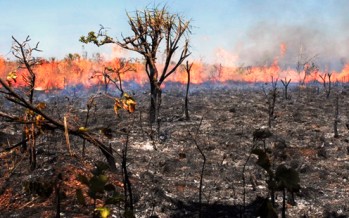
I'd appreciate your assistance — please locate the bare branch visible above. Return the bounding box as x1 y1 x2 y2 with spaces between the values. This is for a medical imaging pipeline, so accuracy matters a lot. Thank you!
0 78 116 169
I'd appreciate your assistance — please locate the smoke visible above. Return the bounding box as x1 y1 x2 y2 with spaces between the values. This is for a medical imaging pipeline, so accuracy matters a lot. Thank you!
97 44 129 61
233 21 348 70
214 48 239 67
223 0 349 71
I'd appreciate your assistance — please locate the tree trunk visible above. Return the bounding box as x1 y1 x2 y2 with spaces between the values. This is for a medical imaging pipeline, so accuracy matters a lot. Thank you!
184 68 190 120
149 81 161 123
334 94 339 138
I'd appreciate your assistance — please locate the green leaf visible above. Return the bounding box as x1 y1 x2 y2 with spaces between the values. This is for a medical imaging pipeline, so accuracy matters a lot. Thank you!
76 189 86 205
79 36 86 43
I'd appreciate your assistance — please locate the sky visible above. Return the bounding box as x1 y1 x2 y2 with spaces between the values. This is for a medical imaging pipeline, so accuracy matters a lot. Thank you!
0 0 348 70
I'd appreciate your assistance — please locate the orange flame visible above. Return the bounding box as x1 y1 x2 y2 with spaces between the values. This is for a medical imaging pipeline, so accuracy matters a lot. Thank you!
1 44 349 90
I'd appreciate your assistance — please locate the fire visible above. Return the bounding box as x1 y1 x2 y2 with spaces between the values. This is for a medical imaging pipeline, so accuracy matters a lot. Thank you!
280 43 287 58
1 43 349 90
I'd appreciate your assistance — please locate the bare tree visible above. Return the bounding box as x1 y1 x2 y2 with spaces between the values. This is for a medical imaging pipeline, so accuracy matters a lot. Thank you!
319 73 332 98
183 61 193 120
263 77 278 128
11 36 42 103
296 45 318 87
80 6 191 122
280 78 291 100
10 36 42 170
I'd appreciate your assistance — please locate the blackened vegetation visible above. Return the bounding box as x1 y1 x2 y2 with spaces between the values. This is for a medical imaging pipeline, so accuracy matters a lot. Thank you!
281 78 291 100
1 83 349 217
11 36 42 171
183 61 193 121
1 33 349 218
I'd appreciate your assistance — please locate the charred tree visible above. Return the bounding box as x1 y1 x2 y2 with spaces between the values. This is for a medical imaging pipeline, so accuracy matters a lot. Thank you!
327 73 332 99
11 36 41 103
268 88 277 128
263 77 278 128
319 73 332 98
80 6 192 123
280 78 291 100
184 61 193 120
334 94 339 138
319 73 327 95
82 96 96 157
10 36 42 170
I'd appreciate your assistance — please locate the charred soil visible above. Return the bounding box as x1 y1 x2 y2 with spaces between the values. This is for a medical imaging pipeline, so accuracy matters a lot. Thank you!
1 85 349 217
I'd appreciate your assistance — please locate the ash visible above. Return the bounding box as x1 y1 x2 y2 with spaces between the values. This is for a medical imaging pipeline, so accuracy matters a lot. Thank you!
1 83 349 217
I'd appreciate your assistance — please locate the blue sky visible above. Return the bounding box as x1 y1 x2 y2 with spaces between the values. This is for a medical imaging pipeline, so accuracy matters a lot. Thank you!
0 0 348 69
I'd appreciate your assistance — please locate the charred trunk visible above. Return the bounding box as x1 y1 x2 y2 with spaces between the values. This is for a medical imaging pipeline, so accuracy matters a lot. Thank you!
149 81 162 123
334 94 339 138
184 67 190 120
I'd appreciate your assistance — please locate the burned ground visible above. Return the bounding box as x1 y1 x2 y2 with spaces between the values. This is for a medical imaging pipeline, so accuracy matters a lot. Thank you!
0 84 349 217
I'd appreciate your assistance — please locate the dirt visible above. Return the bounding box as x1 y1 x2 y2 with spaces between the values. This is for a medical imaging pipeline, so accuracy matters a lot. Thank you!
1 83 349 217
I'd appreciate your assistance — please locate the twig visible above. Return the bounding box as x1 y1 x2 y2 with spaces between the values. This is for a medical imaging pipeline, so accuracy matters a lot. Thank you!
63 116 72 156
0 78 117 171
188 116 206 218
242 142 257 216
